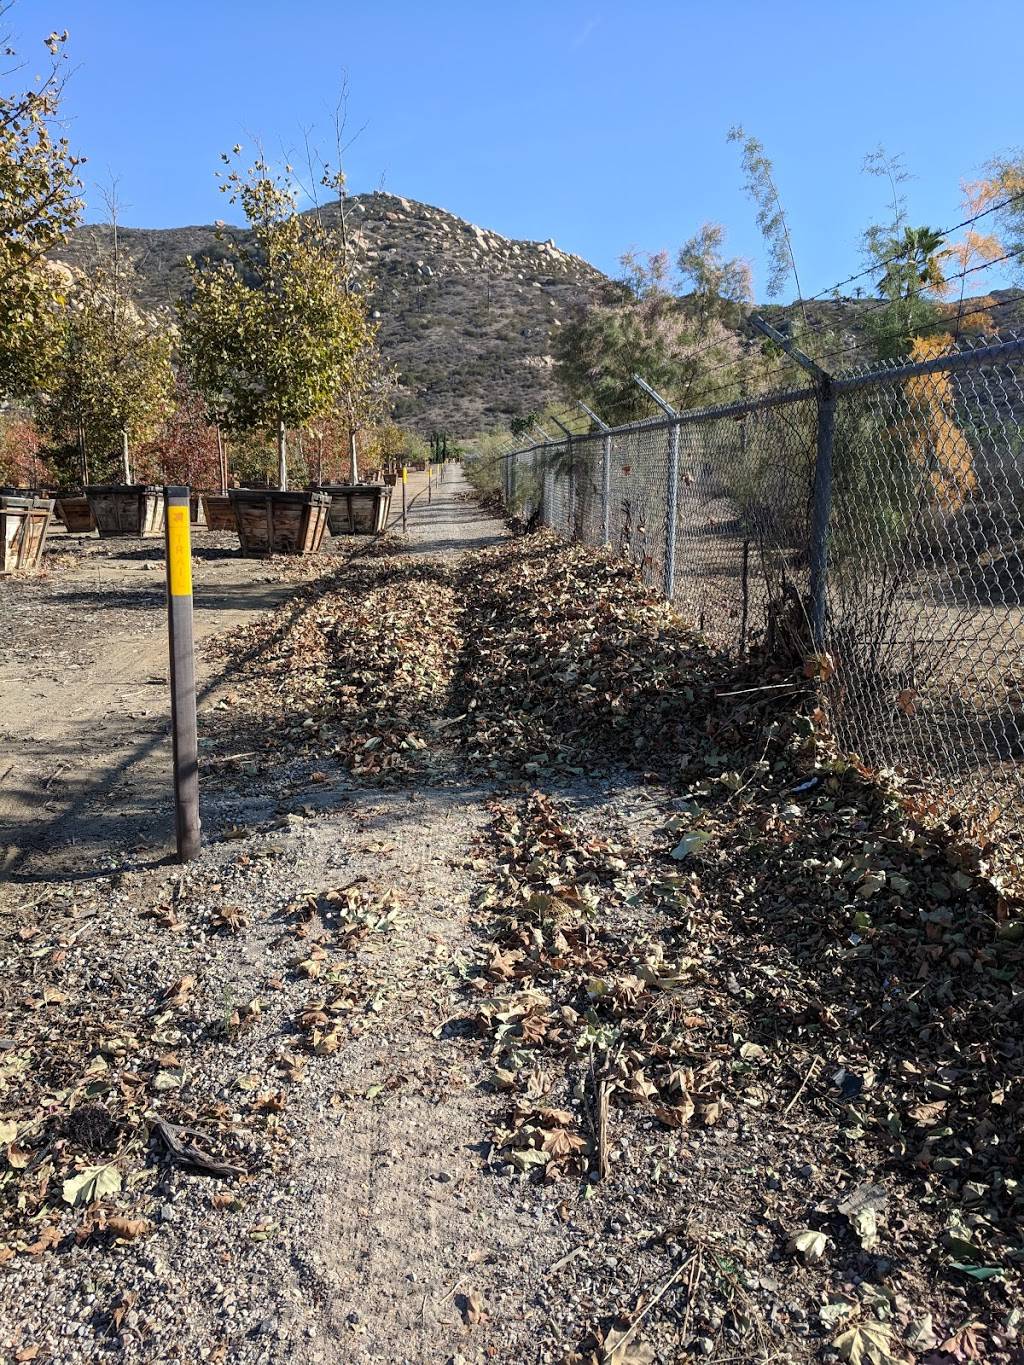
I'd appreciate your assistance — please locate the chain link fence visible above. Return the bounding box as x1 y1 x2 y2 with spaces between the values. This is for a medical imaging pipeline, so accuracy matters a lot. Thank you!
495 331 1024 834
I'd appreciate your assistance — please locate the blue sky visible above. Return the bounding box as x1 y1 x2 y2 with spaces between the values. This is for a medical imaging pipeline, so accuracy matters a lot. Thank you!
22 0 1024 299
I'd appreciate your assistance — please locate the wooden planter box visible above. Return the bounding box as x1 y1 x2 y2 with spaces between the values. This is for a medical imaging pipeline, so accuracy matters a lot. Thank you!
382 472 398 487
315 483 392 536
228 489 329 557
57 496 96 534
202 494 236 532
0 496 54 574
85 484 164 538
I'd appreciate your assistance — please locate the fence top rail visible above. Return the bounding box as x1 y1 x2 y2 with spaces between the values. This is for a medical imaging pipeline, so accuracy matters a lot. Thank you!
832 331 1024 394
490 329 1024 463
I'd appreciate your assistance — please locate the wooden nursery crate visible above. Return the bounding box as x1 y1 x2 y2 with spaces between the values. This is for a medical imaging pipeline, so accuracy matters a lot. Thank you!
0 496 54 574
85 484 165 538
316 483 392 536
202 494 237 532
228 489 329 556
57 496 97 534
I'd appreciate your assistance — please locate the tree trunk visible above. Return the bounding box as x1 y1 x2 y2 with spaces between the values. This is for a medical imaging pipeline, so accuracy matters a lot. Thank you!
317 432 324 485
121 429 132 484
78 422 88 487
277 416 287 491
349 426 358 485
216 425 227 495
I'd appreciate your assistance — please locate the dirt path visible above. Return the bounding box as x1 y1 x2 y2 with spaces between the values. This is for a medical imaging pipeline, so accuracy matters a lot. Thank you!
0 471 448 883
0 472 588 1364
5 471 1014 1365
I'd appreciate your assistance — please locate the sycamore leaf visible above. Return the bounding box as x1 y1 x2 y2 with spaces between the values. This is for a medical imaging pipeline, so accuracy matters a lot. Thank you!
62 1163 121 1207
104 1216 152 1241
833 1320 907 1365
602 1324 656 1364
787 1228 828 1263
541 1128 586 1158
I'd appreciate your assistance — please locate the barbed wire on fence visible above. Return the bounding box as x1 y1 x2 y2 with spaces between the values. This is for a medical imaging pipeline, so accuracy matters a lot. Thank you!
492 329 1024 836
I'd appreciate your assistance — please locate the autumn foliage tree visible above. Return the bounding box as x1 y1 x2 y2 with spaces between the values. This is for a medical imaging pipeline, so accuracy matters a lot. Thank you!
151 368 220 489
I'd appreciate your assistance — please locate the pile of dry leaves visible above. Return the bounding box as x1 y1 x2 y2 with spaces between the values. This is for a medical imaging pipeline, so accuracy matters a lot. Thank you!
206 546 461 783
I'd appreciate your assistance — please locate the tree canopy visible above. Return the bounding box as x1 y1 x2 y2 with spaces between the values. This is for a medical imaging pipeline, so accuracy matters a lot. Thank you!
554 226 751 426
178 153 375 488
35 256 174 485
0 17 84 398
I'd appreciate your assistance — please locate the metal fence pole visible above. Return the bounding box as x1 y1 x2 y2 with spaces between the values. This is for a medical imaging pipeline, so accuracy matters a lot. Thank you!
632 375 679 602
163 486 200 862
568 442 576 537
577 401 612 547
664 423 680 601
602 434 611 545
808 379 835 652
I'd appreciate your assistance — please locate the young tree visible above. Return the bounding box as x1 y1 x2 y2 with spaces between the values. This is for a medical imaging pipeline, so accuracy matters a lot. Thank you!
153 367 220 488
36 259 174 484
728 125 806 322
554 231 749 425
0 409 46 486
965 152 1024 281
178 152 373 489
336 315 398 481
863 224 949 360
0 14 84 398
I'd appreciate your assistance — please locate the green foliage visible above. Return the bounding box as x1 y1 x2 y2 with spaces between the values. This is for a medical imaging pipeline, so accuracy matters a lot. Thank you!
0 21 84 398
402 430 430 465
35 256 174 485
554 232 750 426
728 125 805 311
863 225 946 361
178 152 375 484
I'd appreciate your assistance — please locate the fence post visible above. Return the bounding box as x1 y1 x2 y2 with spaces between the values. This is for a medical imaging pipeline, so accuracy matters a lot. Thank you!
568 441 576 537
808 379 835 652
748 316 837 652
602 434 611 545
631 375 679 602
664 423 680 601
577 400 612 547
163 486 200 862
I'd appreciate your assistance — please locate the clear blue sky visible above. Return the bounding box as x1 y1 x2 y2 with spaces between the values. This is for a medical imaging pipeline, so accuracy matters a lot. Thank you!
23 0 1024 299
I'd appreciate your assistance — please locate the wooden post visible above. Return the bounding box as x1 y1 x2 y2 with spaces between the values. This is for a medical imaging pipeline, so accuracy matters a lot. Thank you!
427 462 432 504
401 465 408 534
164 487 200 862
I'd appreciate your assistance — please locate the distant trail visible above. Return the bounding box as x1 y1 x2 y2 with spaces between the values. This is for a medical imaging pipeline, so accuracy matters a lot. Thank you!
399 464 508 557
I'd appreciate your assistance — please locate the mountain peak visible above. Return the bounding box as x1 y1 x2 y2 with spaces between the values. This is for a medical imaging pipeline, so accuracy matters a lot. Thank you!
55 194 611 432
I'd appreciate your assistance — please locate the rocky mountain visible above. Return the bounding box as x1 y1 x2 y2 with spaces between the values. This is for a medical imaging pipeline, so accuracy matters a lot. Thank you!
54 192 613 435
54 194 1024 438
